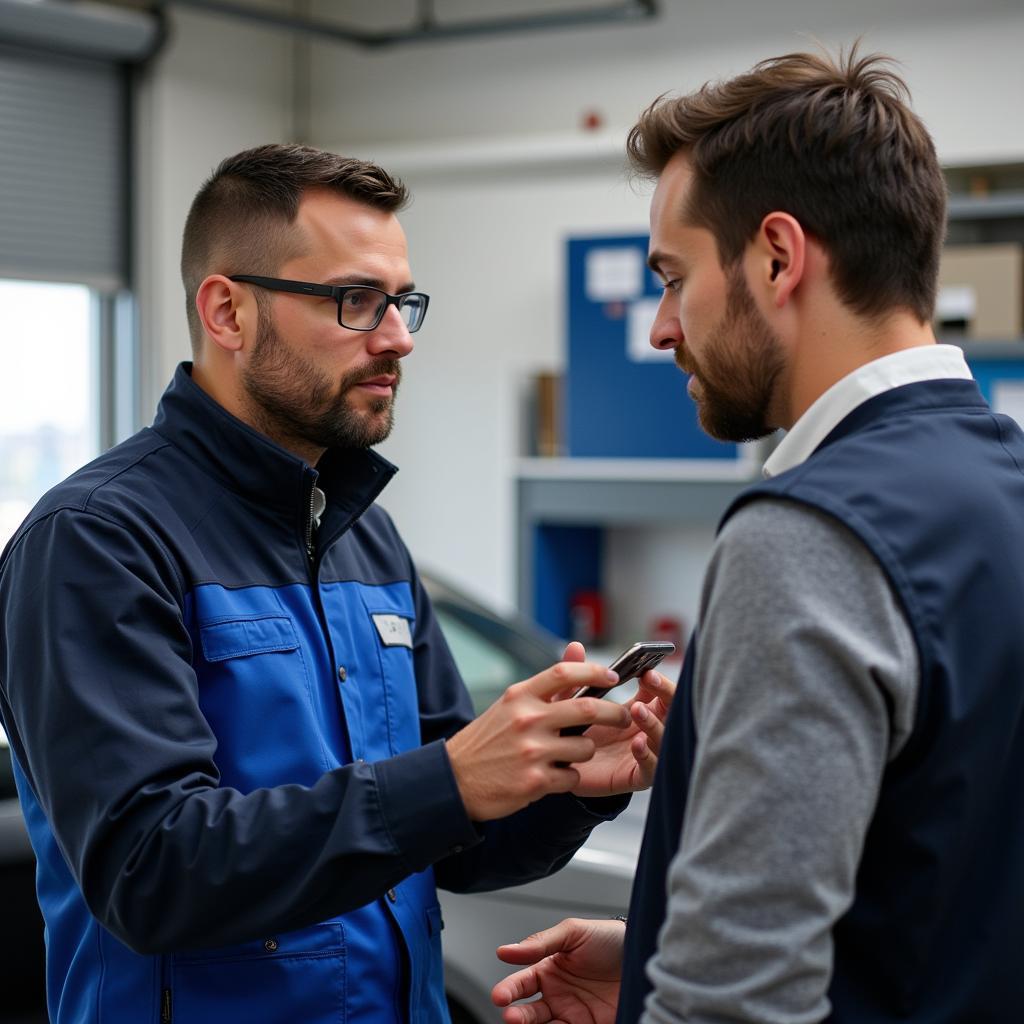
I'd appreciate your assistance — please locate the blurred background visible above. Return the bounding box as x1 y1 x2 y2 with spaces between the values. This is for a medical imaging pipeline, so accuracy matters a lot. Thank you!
2 2 1024 1019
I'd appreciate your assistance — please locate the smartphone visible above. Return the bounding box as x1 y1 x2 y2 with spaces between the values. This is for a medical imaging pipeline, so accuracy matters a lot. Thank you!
561 640 676 737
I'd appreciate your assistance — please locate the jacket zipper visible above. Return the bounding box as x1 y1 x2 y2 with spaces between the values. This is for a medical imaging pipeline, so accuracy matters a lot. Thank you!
306 487 317 562
160 954 172 1023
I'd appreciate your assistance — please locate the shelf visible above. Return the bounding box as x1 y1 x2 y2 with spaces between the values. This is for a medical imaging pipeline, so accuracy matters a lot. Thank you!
948 192 1024 220
957 340 1024 359
516 454 761 482
517 474 754 527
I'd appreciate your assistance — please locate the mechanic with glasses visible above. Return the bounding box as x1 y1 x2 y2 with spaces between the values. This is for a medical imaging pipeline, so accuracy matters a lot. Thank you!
0 143 675 1024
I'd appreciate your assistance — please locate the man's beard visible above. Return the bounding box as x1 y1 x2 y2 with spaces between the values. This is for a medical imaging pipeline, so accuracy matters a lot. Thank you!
679 267 784 443
241 314 401 453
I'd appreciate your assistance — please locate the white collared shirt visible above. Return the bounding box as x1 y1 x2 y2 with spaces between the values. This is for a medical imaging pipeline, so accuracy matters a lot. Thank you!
763 344 974 478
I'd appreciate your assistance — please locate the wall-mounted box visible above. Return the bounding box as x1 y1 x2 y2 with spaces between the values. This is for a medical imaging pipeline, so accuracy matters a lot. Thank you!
936 244 1023 341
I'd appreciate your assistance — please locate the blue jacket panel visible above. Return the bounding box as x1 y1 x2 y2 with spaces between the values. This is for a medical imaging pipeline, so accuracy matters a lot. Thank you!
619 379 1024 1022
0 364 625 1024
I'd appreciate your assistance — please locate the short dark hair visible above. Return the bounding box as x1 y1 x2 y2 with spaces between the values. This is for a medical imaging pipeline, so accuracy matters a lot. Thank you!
626 46 947 324
181 143 410 351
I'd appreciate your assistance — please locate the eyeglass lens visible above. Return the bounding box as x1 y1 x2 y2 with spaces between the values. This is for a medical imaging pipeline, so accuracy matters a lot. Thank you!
339 288 426 332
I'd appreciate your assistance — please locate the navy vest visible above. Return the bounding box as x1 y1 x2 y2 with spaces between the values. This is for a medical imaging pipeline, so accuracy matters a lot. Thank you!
619 379 1024 1022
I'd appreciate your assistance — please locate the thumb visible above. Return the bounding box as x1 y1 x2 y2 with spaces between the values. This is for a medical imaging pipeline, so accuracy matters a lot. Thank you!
563 641 587 663
496 919 576 965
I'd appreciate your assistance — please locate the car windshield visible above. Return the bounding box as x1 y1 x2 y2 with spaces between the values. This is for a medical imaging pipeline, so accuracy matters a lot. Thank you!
433 607 544 715
423 571 560 715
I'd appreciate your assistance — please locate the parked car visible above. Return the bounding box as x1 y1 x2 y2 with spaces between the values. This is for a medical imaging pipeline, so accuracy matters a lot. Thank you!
0 572 647 1023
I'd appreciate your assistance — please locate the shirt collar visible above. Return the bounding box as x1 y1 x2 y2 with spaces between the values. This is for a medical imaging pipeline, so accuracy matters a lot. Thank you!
763 344 974 478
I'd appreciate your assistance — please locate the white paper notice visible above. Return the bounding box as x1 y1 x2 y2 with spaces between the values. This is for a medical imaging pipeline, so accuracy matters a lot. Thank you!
627 297 673 361
585 247 644 302
992 380 1024 429
935 284 977 322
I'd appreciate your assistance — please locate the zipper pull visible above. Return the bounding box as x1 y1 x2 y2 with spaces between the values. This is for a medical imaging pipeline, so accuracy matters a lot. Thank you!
307 483 326 562
161 988 172 1023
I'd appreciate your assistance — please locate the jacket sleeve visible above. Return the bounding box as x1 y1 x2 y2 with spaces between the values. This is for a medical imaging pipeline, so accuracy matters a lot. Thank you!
402 563 628 895
0 507 482 954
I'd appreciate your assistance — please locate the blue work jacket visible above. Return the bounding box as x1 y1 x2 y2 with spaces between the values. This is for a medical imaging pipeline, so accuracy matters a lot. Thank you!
0 363 624 1024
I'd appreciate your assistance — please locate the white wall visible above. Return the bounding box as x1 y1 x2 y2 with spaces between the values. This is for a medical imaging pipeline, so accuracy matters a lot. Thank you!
134 6 295 417
308 0 1024 161
299 2 1024 617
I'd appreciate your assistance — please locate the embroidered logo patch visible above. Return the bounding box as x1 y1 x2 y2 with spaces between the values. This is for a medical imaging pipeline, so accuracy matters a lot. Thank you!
372 614 413 648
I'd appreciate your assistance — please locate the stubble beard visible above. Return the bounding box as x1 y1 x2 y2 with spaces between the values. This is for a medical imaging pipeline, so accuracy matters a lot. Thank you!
680 267 784 443
241 314 401 454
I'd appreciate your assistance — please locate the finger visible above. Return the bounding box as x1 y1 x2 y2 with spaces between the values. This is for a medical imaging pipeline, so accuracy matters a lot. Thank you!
552 643 584 704
546 736 597 765
524 662 619 701
491 964 542 1004
562 641 586 663
632 700 665 756
495 919 578 965
636 669 676 704
631 730 657 786
504 999 554 1024
548 695 631 733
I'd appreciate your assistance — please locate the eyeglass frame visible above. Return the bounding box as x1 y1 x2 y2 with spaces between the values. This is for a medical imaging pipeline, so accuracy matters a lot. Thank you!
228 274 430 333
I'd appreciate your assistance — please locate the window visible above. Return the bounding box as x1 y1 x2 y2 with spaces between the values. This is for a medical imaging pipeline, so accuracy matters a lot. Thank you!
0 280 100 549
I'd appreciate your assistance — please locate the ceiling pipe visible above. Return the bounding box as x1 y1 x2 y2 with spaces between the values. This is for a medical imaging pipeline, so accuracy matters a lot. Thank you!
0 0 165 62
163 0 657 49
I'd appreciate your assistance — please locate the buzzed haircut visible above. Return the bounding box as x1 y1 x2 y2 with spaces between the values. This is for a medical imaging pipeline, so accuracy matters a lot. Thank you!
181 143 410 352
627 46 947 324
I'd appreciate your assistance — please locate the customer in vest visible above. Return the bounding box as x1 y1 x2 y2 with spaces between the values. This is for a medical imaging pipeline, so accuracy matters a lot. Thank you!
492 47 1024 1023
0 144 675 1024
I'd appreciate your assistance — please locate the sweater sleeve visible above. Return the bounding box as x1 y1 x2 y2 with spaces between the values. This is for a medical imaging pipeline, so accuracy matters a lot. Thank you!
642 499 918 1024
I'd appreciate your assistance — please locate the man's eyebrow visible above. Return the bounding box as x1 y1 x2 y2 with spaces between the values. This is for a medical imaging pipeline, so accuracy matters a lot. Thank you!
326 274 418 293
647 251 669 276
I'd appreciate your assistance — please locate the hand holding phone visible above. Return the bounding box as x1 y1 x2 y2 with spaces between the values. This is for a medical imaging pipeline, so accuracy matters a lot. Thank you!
561 640 675 736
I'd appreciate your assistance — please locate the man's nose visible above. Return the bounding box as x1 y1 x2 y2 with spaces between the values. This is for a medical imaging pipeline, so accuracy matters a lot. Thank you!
649 289 682 351
367 304 415 358
649 309 682 352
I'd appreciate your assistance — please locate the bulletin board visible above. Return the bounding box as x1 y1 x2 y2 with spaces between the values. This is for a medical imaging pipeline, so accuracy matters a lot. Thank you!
565 233 746 463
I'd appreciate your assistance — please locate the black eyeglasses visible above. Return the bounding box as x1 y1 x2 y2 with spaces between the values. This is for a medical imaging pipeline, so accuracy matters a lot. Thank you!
229 275 430 333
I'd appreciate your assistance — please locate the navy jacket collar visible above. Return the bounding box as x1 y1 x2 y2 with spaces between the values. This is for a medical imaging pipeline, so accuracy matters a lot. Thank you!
150 363 397 522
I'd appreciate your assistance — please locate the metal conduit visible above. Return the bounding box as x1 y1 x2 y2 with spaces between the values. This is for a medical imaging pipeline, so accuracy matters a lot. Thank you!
162 0 657 49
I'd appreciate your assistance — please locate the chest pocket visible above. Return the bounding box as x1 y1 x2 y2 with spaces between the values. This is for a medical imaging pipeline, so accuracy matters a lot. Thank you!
195 613 328 792
201 615 299 662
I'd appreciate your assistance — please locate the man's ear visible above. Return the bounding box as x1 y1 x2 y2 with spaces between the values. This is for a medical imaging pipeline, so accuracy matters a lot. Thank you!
195 275 254 353
752 212 806 309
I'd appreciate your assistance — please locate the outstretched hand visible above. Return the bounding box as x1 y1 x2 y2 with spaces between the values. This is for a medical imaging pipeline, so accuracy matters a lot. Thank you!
492 917 625 1024
560 642 677 798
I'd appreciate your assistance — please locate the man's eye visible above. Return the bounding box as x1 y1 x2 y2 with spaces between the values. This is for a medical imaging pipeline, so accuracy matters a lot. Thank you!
343 289 372 308
662 278 682 293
